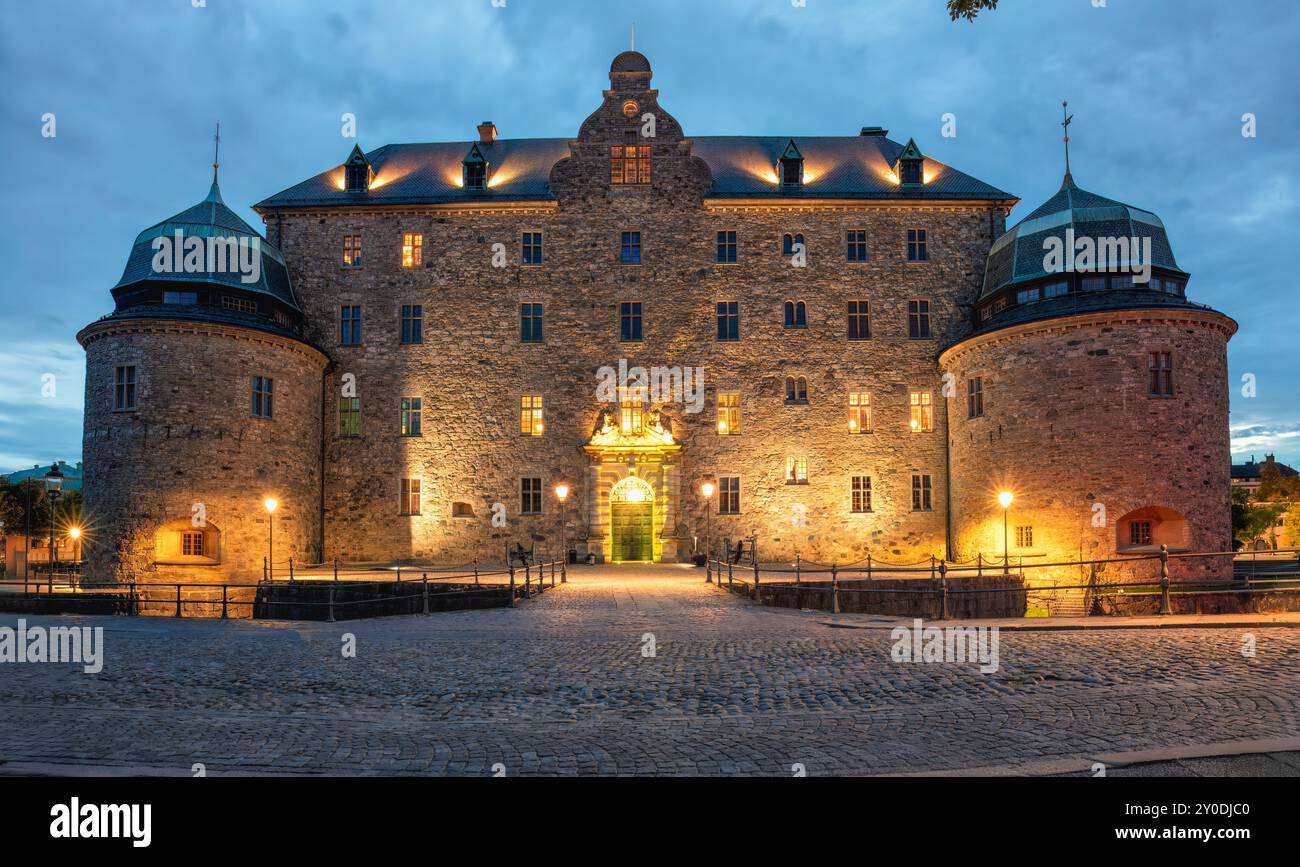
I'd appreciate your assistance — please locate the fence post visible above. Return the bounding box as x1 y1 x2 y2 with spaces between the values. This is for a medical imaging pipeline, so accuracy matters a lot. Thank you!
752 557 760 599
561 557 567 584
423 573 430 615
1159 544 1171 615
551 560 557 588
289 557 294 583
727 559 733 589
263 556 268 583
174 584 182 618
977 552 983 578
867 552 872 580
328 584 336 623
334 558 339 582
509 562 516 608
221 584 229 620
525 563 532 596
396 565 401 583
795 553 801 585
473 558 480 587
831 563 840 614
706 553 714 584
930 555 936 580
939 559 949 620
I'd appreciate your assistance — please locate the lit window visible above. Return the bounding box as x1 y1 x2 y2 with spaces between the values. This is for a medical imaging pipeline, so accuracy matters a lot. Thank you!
783 300 807 329
620 301 643 342
521 477 543 515
846 230 868 262
785 455 808 484
785 376 809 404
401 233 423 269
910 390 933 432
619 387 645 435
401 305 423 344
717 391 740 436
343 235 362 267
251 376 274 419
338 397 361 437
610 143 651 185
520 303 543 343
401 397 422 436
522 232 543 266
340 305 362 345
911 474 933 512
852 476 873 513
718 477 741 515
621 231 641 264
1148 351 1174 397
716 231 737 263
114 365 137 411
1015 525 1033 548
716 300 739 341
907 229 928 262
849 392 871 433
520 395 544 436
400 478 421 516
967 377 983 419
908 300 931 339
847 300 871 340
182 531 205 557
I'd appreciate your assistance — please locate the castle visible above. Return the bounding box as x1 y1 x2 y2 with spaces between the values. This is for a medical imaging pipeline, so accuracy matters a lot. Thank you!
77 51 1237 593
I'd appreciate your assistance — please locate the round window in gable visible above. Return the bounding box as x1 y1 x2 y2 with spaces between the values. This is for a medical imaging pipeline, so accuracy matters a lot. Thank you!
621 100 639 118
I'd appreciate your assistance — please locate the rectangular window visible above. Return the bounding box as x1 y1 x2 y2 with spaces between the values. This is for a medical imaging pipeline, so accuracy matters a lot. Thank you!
621 231 641 264
221 295 257 314
1081 277 1106 291
910 390 933 432
338 397 361 437
522 232 543 265
907 228 928 262
785 455 808 484
1110 274 1135 290
620 301 643 342
1043 281 1069 299
716 231 737 263
1130 520 1152 547
716 300 739 341
967 377 984 419
520 302 544 343
911 474 933 512
114 365 137 411
343 235 362 267
1016 288 1040 304
400 478 422 516
182 531 204 557
251 376 274 419
401 233 423 269
718 476 741 515
846 230 868 262
610 144 651 185
521 477 543 515
717 391 740 436
520 395 544 436
619 387 645 435
163 291 197 304
852 476 873 513
849 391 872 433
340 305 362 345
1015 525 1034 548
1149 351 1173 396
908 299 932 339
401 397 422 436
847 300 871 340
400 304 423 344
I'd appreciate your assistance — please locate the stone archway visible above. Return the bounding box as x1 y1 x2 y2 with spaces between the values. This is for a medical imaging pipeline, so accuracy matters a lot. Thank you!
610 476 655 562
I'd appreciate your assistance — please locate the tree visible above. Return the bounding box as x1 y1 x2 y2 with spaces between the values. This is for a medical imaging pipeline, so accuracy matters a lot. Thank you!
948 0 999 21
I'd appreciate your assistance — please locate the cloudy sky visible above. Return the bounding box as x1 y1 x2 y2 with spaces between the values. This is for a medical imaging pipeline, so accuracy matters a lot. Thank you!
1 0 1296 474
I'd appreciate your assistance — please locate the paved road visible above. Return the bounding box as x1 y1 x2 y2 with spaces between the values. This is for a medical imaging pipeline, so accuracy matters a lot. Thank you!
2 564 1298 776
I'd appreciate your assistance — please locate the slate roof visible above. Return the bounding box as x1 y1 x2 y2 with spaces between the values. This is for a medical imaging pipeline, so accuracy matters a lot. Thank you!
971 288 1215 335
981 173 1182 299
1232 458 1299 481
115 182 299 311
253 135 1015 210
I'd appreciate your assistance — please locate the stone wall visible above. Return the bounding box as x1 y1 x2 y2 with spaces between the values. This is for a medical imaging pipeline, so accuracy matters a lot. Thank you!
77 320 328 585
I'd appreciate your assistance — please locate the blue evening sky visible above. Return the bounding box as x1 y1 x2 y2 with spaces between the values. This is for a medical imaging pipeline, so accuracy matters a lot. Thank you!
1 0 1296 474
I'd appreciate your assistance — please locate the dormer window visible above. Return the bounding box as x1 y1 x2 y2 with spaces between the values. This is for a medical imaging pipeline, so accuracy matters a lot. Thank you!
344 144 372 193
778 139 803 187
463 143 488 190
895 138 925 186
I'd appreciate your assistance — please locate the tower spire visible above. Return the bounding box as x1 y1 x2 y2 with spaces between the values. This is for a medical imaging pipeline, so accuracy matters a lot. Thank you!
1060 100 1073 186
212 122 221 186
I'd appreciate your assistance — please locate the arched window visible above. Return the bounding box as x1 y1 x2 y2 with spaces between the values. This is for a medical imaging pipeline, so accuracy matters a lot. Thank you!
782 233 805 257
1116 506 1189 552
785 376 809 403
153 518 221 566
783 300 807 328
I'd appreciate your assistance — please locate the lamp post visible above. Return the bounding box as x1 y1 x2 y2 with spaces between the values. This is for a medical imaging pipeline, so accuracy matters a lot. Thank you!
44 464 64 588
701 481 716 582
68 526 82 574
264 497 278 582
555 483 569 579
997 491 1014 572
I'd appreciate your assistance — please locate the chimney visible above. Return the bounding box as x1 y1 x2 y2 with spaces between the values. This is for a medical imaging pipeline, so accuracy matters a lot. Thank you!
477 121 497 144
859 126 888 137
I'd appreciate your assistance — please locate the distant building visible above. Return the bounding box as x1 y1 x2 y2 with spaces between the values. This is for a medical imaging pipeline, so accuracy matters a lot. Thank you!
1231 453 1298 491
2 461 83 492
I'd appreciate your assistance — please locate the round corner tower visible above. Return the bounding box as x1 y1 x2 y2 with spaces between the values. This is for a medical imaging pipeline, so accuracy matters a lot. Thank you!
77 177 327 587
942 171 1237 593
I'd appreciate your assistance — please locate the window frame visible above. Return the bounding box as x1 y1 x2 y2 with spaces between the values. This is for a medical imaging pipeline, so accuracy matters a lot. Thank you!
907 299 932 339
520 394 545 437
251 375 274 420
716 300 740 342
851 475 873 513
619 301 644 343
520 477 543 515
846 229 868 263
911 474 933 512
906 228 928 262
400 304 423 345
520 302 544 344
113 365 137 412
400 478 422 516
718 476 741 515
400 397 422 437
847 299 871 340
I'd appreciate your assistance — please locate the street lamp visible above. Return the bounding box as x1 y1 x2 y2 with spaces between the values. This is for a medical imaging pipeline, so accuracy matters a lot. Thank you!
264 497 278 582
997 491 1014 571
44 463 64 589
68 526 82 566
701 480 716 582
554 483 570 580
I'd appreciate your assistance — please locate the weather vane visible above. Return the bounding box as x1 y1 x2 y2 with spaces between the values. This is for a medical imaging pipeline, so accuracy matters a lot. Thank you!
1061 100 1073 176
212 122 221 185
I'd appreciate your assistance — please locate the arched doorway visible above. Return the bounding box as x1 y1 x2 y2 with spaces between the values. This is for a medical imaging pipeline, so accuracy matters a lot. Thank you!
610 476 655 562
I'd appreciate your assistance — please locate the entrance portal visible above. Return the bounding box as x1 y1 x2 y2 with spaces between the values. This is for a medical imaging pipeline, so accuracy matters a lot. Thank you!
610 476 655 562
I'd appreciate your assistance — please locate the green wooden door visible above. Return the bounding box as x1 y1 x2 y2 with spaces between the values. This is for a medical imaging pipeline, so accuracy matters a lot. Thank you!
612 501 653 561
